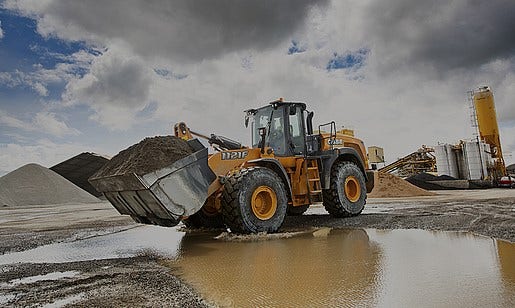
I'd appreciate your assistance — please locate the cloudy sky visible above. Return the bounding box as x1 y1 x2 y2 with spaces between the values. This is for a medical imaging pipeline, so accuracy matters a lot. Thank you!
0 0 514 175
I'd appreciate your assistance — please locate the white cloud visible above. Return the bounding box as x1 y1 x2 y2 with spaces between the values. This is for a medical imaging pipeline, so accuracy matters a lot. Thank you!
2 0 515 169
0 110 34 131
500 126 515 167
0 50 96 97
0 110 80 137
4 0 327 64
62 47 153 130
0 69 51 96
33 111 80 137
0 20 4 39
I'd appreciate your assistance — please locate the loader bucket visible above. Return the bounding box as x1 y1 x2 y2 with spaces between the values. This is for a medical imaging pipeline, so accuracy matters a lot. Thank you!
89 139 216 227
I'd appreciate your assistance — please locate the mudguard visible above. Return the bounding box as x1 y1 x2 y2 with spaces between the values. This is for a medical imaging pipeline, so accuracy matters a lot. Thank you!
320 147 369 189
246 158 293 200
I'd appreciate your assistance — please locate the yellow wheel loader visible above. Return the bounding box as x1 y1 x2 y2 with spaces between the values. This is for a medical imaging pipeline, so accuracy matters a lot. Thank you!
89 99 374 233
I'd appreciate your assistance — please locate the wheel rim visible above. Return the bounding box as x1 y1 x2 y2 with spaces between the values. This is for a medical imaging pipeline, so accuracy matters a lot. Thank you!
344 176 361 202
251 186 277 220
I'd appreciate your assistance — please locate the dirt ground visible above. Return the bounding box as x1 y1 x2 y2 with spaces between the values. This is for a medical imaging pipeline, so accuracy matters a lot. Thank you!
1 189 514 307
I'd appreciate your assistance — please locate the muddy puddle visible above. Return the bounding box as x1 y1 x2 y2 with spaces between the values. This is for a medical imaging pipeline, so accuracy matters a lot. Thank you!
169 229 515 307
0 226 513 307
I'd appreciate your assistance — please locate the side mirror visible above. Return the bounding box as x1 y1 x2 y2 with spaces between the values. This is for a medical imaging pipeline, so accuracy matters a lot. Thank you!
245 115 250 127
258 127 267 154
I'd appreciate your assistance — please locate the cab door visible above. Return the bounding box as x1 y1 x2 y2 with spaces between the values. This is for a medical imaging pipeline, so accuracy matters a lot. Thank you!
286 105 306 156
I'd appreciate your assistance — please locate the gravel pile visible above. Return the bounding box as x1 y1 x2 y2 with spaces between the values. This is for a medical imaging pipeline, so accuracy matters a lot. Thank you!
92 136 193 177
406 172 458 190
368 172 435 198
0 164 99 206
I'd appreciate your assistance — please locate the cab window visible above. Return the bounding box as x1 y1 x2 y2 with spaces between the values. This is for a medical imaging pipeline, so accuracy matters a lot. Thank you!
288 106 304 155
267 111 286 155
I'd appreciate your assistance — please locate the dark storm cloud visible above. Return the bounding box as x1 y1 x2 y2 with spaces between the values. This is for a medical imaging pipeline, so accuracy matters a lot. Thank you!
365 0 515 72
38 0 328 62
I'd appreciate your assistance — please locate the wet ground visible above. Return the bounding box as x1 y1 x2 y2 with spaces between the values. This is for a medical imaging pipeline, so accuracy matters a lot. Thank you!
0 189 514 307
172 229 515 307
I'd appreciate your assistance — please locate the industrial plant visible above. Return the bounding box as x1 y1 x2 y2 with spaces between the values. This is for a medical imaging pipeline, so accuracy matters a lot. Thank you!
371 86 510 191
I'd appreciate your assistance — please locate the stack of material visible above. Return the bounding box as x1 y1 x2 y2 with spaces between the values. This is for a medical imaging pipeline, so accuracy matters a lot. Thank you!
92 136 193 177
0 164 99 206
50 152 109 197
406 172 461 190
368 172 435 198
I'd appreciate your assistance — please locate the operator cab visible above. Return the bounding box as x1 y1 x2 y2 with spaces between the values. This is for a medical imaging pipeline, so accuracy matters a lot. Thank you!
246 99 315 156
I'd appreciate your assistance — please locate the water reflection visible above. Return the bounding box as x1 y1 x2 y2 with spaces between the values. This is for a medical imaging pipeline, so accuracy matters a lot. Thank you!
367 229 512 307
497 240 515 307
172 229 383 307
171 229 515 308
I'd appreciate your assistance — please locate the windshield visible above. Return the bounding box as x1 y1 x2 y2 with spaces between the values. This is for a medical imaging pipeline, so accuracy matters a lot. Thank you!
251 106 286 155
251 107 271 147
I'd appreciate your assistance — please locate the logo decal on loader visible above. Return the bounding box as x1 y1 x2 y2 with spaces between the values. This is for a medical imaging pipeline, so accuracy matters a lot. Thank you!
222 151 249 160
328 139 344 145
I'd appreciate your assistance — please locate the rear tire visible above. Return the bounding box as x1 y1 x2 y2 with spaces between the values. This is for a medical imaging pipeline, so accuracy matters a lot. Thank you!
323 161 366 217
221 167 287 234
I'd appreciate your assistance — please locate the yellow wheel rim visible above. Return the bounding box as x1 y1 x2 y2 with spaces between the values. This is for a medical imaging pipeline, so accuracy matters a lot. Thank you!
251 186 277 220
344 176 361 203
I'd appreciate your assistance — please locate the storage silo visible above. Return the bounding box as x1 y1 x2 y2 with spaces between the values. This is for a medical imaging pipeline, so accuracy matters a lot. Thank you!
447 144 459 178
473 86 506 176
435 145 450 176
435 144 459 178
463 141 489 180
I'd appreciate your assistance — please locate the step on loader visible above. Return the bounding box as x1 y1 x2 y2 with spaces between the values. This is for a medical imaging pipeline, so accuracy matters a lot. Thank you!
89 99 375 233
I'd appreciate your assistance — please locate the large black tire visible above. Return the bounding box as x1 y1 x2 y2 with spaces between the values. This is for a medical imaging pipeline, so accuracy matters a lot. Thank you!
287 204 309 216
182 208 224 229
322 161 366 217
221 167 288 234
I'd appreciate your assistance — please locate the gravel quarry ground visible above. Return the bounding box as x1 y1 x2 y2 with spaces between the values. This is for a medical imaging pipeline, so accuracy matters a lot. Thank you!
0 189 514 307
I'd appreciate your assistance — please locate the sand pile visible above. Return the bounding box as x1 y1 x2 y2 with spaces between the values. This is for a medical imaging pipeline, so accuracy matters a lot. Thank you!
368 172 435 198
93 136 193 177
0 164 99 206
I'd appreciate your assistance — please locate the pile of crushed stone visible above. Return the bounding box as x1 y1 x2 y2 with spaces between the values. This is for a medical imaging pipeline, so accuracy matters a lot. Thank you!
406 172 458 190
368 172 435 198
0 164 99 206
92 136 193 177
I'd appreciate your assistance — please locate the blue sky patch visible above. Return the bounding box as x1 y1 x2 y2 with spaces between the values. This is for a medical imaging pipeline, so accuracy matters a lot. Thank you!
0 9 97 101
154 68 187 80
287 40 306 55
326 48 369 71
0 9 87 72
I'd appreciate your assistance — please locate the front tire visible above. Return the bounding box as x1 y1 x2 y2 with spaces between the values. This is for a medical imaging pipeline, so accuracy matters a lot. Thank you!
323 161 366 217
221 167 288 233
